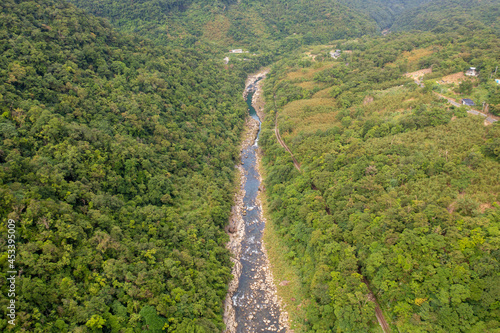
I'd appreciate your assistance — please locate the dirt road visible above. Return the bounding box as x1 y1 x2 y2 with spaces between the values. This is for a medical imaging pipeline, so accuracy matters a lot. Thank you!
272 95 301 172
274 118 301 172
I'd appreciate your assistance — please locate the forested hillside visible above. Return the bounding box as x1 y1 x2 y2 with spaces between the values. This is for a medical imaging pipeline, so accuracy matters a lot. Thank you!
337 0 431 30
68 0 500 55
391 0 500 33
68 0 378 51
260 29 500 332
0 0 248 331
1 0 499 331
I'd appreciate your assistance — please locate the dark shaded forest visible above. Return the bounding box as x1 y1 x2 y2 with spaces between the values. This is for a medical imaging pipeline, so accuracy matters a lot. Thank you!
0 0 248 331
392 0 500 34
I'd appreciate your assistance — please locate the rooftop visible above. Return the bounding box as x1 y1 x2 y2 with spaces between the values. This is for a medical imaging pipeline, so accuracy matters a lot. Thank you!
462 98 475 106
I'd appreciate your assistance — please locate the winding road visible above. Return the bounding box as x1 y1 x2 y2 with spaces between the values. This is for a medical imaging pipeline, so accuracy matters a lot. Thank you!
434 92 498 124
274 117 301 172
271 93 392 333
411 75 498 124
272 95 301 172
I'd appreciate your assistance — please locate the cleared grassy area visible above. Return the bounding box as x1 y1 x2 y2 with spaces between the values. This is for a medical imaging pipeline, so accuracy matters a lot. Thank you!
281 98 335 118
277 98 339 137
440 71 467 84
286 62 336 81
395 46 440 71
278 86 440 143
296 80 327 90
202 15 234 45
312 87 332 98
402 46 435 63
281 112 340 138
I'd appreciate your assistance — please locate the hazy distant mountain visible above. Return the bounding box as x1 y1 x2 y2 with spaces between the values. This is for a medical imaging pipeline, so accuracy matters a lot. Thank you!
338 0 432 29
391 0 500 33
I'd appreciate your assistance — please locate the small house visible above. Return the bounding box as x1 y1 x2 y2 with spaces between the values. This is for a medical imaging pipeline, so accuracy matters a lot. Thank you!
465 67 478 76
230 49 243 54
461 98 475 106
330 49 341 59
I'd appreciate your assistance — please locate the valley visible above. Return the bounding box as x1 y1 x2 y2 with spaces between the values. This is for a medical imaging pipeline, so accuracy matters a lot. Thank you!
224 71 289 333
259 38 500 331
0 0 499 332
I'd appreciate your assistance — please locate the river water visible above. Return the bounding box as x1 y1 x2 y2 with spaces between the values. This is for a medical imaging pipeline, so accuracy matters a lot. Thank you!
229 78 286 332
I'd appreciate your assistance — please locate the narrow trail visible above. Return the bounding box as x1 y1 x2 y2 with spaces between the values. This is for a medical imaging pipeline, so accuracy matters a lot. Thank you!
272 93 392 332
272 95 301 172
412 77 498 124
363 278 391 333
375 304 391 333
274 118 301 172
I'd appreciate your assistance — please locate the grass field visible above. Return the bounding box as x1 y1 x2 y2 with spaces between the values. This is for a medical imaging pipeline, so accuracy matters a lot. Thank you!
402 46 435 64
286 62 336 81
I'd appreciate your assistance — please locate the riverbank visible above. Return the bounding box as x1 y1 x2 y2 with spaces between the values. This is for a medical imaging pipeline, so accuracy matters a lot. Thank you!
251 67 307 332
256 161 295 332
225 68 288 333
223 115 260 332
257 150 306 333
245 68 269 122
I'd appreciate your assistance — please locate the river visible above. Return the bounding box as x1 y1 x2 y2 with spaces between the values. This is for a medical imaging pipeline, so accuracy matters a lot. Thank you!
224 72 288 333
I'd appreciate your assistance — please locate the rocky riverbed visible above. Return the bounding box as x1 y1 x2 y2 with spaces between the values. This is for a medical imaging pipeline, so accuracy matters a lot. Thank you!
224 69 289 333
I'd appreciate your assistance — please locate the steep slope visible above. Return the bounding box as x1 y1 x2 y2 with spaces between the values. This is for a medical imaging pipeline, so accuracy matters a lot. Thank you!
338 0 432 30
2 0 498 331
260 30 500 332
0 0 247 331
391 0 500 33
68 0 378 50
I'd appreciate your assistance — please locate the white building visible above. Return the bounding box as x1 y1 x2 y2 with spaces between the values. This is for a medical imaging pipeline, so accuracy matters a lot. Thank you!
465 67 478 76
330 49 341 59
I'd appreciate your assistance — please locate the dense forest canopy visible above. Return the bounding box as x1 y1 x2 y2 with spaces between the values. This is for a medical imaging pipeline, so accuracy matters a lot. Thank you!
337 0 432 29
0 0 249 331
0 0 499 331
68 0 378 50
391 0 500 34
68 0 500 49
